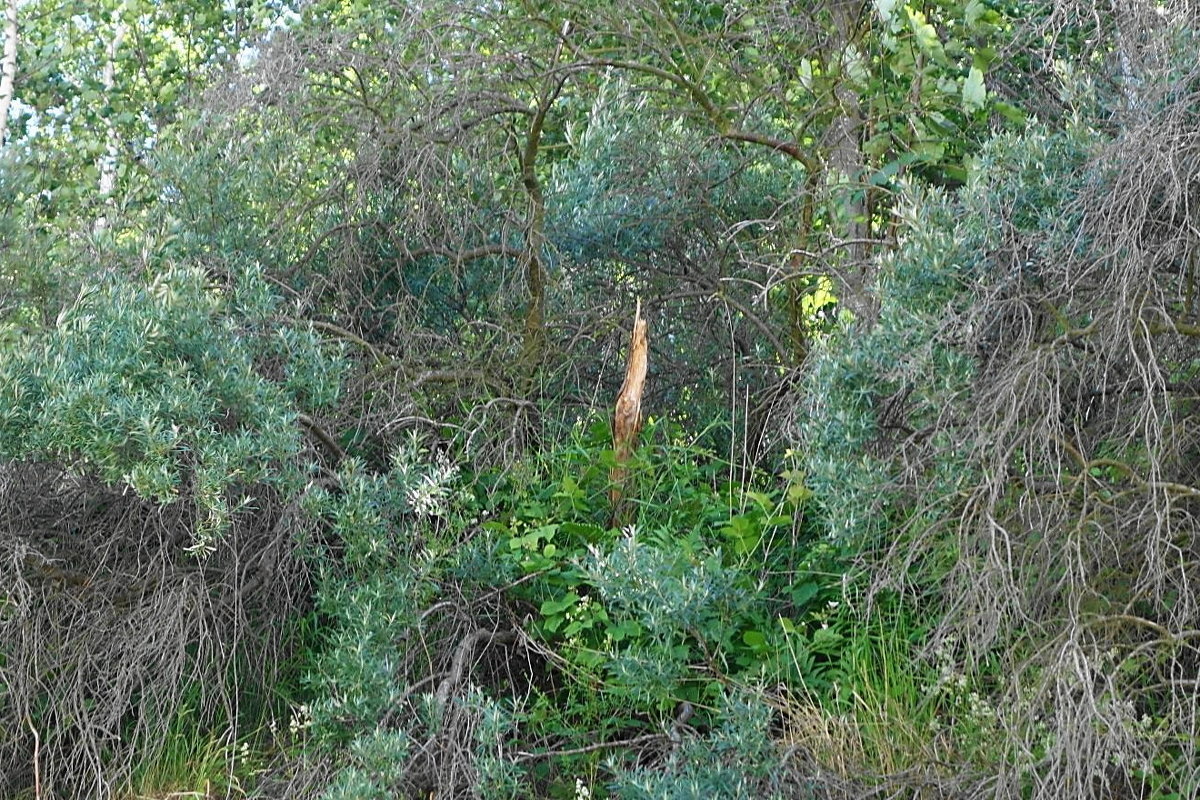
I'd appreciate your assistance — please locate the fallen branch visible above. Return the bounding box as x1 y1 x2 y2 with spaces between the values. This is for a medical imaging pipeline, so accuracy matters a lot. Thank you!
434 627 518 709
297 413 346 463
515 732 663 763
514 703 693 763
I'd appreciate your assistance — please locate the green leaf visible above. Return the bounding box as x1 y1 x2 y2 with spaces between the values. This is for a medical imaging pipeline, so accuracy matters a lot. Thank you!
913 140 946 163
797 58 814 91
962 66 987 113
863 132 893 158
540 592 579 617
868 152 918 186
606 619 642 642
810 627 843 653
964 0 986 27
942 164 969 183
874 0 901 25
741 629 766 649
994 101 1027 124
790 581 821 608
906 7 946 63
560 521 605 542
532 523 558 542
745 490 772 509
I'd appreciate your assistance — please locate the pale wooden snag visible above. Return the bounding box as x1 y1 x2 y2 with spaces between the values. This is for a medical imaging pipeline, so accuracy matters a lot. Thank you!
610 300 648 524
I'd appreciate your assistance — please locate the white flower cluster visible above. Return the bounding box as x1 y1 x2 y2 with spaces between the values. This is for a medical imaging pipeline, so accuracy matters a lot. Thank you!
930 636 968 693
564 593 594 649
925 635 997 733
289 702 314 735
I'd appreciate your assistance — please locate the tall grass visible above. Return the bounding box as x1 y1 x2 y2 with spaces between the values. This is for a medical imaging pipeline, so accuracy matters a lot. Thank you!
778 606 1003 790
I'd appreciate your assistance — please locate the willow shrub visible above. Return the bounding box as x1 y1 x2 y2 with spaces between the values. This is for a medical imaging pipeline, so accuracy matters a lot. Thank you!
0 257 344 797
801 114 1200 797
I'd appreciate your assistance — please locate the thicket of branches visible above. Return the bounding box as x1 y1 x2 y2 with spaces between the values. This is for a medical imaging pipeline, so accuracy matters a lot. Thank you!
804 14 1200 798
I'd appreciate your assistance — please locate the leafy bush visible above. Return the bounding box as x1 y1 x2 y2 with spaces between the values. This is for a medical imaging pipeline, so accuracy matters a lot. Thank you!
281 416 848 798
0 257 342 796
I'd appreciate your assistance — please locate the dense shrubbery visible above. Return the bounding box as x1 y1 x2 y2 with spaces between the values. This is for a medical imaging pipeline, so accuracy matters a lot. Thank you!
0 257 337 795
804 113 1200 796
291 417 849 797
3 3 1200 800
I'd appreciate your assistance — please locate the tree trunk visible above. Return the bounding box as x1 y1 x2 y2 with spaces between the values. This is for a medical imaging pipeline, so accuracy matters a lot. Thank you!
827 0 875 324
94 8 129 232
0 0 17 148
516 70 566 374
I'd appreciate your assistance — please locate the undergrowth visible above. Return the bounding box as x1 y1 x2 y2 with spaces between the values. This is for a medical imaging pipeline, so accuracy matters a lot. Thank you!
249 417 865 798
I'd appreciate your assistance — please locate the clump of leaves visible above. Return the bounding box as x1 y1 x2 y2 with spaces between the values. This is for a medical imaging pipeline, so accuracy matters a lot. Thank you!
280 416 847 798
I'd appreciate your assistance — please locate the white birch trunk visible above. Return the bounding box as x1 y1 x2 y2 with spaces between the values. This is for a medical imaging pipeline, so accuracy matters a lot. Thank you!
94 8 129 232
0 0 18 147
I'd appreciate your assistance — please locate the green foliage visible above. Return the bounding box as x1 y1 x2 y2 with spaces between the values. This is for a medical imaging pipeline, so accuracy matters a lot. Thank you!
7 0 300 219
319 729 412 800
803 124 1103 548
801 184 975 545
610 692 809 800
803 93 1200 791
305 447 460 746
294 416 849 797
9 1 1196 798
122 697 269 799
546 78 797 266
0 262 339 551
847 0 1015 184
475 417 841 701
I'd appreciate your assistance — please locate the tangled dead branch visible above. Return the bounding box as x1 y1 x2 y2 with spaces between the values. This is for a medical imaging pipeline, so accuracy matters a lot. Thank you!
0 463 313 798
842 17 1200 796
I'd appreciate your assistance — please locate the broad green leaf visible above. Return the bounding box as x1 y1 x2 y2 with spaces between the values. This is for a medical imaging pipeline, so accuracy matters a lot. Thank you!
797 58 814 91
962 66 987 112
913 140 946 162
560 521 606 542
965 0 986 27
868 152 918 185
863 132 893 158
843 44 869 86
810 627 843 652
540 592 579 617
995 101 1027 124
906 7 946 63
606 619 642 642
790 581 821 607
741 629 766 648
874 0 901 25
